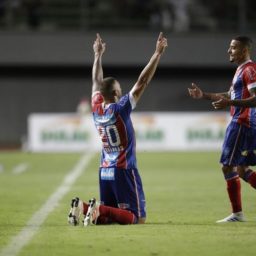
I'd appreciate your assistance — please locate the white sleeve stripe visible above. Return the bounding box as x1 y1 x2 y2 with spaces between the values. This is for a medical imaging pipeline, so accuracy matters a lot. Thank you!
248 82 256 90
129 92 136 110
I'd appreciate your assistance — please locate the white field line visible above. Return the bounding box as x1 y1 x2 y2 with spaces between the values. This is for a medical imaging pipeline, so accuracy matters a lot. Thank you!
0 164 4 173
12 163 29 175
0 152 94 256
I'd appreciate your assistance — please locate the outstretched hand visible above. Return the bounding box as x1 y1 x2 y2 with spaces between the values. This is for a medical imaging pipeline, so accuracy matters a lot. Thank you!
156 32 168 55
93 33 106 55
188 83 203 99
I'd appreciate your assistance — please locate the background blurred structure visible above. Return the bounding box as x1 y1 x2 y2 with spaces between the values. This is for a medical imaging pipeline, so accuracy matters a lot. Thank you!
0 0 255 32
0 0 256 148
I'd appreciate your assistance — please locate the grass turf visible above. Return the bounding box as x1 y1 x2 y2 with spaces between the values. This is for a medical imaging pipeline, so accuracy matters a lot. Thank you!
0 151 256 256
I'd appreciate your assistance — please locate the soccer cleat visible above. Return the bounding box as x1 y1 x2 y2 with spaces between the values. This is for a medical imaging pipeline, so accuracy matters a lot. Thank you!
216 212 246 223
68 197 83 226
83 198 100 226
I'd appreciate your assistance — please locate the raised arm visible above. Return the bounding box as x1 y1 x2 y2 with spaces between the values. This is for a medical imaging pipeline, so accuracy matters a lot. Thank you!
92 33 106 94
130 32 168 103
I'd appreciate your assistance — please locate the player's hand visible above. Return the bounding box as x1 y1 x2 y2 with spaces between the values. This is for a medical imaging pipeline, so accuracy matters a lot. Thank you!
212 97 231 109
156 32 168 55
93 33 106 55
188 83 203 99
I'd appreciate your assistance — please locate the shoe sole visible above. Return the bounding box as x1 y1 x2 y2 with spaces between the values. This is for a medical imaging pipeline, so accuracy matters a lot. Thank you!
84 198 96 226
68 197 80 226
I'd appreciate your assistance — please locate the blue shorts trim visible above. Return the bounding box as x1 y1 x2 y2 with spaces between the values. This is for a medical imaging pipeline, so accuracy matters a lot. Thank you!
220 121 256 166
99 167 146 219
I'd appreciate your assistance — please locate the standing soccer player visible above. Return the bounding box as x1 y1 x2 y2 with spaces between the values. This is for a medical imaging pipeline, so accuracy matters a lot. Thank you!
188 36 256 222
68 32 167 226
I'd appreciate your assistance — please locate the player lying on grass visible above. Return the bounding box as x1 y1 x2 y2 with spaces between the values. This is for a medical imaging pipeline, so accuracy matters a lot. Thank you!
68 32 167 226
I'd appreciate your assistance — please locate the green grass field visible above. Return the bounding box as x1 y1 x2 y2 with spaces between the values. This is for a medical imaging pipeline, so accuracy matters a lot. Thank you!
0 151 256 256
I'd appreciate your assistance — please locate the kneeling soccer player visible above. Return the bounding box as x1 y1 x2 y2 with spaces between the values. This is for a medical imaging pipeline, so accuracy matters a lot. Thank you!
68 32 167 226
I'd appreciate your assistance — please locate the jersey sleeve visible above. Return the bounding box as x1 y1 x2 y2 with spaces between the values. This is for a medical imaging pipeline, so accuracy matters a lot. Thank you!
244 65 256 91
117 93 136 114
91 91 104 112
129 92 137 110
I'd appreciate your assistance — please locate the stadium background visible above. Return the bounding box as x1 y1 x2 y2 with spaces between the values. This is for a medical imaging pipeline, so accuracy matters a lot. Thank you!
0 0 256 148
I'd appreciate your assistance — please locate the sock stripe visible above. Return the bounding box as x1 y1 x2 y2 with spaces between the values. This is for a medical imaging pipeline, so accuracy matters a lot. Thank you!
224 171 239 181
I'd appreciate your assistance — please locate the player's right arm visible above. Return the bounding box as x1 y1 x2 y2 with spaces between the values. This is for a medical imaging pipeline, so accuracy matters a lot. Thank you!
92 33 106 94
130 32 168 104
188 83 230 101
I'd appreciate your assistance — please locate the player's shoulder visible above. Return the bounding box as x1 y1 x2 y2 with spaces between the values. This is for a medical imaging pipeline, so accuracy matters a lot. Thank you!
107 94 131 116
92 91 103 103
91 91 104 113
242 62 256 76
241 63 256 86
117 93 129 103
244 62 256 75
244 61 256 70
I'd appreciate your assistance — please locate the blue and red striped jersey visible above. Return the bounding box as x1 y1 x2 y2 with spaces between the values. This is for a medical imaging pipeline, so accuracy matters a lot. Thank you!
91 91 137 169
230 60 256 128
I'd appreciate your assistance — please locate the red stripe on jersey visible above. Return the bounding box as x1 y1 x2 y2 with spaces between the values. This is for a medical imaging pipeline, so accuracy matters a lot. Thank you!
116 115 128 168
91 92 104 114
232 62 256 127
230 106 235 116
237 77 250 126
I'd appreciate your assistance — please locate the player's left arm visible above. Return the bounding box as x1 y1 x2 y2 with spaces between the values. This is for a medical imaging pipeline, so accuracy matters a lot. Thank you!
130 32 167 104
